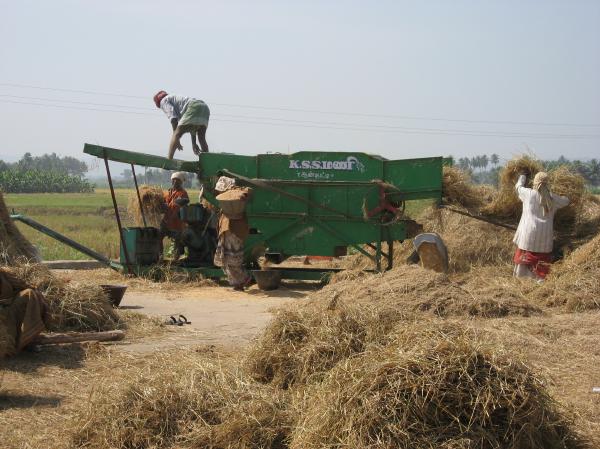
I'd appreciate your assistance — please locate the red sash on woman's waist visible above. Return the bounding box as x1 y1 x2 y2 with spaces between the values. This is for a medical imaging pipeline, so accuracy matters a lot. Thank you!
513 248 553 279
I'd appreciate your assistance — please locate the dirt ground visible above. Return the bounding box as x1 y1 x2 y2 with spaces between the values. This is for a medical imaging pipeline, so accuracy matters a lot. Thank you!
1 269 600 448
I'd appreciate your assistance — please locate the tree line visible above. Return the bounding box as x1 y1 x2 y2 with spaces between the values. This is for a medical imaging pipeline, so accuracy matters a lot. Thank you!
0 153 94 193
454 154 600 187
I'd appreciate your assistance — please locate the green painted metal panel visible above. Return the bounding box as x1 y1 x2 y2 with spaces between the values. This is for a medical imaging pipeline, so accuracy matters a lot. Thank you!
84 144 198 172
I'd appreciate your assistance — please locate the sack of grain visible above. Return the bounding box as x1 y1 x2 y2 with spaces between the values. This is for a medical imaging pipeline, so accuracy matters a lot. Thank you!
216 188 251 219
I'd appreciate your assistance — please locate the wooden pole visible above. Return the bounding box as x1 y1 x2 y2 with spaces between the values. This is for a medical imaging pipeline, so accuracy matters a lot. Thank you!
131 163 147 227
104 152 133 271
33 330 125 345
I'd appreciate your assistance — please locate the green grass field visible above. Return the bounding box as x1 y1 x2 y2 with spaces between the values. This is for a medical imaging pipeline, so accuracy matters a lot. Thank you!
6 190 431 261
6 189 133 260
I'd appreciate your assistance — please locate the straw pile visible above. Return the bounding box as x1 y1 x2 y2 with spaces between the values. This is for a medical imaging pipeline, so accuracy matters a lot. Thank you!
573 194 600 247
71 352 291 449
0 192 40 263
246 301 407 389
247 265 540 390
290 322 584 449
550 165 586 229
532 232 600 311
128 185 165 227
481 156 544 219
0 263 119 332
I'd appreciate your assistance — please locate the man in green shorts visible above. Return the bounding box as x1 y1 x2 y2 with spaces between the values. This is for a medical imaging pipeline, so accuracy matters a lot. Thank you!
153 91 210 159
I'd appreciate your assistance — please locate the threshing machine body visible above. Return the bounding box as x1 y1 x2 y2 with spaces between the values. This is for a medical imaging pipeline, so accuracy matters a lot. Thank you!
84 144 443 273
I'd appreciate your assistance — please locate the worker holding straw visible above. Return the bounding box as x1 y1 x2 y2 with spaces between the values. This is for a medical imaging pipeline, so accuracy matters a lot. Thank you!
213 177 252 291
160 172 189 262
513 172 569 281
153 91 210 159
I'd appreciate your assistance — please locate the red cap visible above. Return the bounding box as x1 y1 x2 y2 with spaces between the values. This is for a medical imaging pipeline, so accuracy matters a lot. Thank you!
153 90 167 108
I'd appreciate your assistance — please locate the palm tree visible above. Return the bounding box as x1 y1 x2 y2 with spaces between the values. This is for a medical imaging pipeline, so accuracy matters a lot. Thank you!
490 154 500 167
481 155 489 171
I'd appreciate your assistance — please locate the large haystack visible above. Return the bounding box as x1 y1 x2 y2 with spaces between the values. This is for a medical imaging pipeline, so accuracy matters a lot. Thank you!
246 301 407 389
127 185 165 228
247 265 540 390
290 322 584 449
532 232 600 311
72 352 291 449
0 192 40 263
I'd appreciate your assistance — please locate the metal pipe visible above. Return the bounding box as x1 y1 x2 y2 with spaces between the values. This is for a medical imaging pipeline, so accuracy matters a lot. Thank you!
104 153 133 271
10 214 115 268
131 163 147 227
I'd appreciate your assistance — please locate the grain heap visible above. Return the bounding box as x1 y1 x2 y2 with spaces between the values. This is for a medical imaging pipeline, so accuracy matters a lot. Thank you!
247 265 539 391
70 319 586 449
0 192 40 263
290 323 583 449
128 185 165 227
532 232 600 311
71 352 291 449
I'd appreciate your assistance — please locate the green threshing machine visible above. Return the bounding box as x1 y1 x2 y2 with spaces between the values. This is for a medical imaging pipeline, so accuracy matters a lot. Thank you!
81 144 444 281
11 144 445 282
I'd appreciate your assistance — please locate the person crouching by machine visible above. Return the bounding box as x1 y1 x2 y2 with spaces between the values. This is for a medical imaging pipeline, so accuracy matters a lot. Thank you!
160 172 189 262
213 176 253 291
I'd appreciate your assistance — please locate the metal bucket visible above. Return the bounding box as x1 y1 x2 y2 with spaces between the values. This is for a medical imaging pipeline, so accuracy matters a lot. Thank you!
251 270 281 291
100 284 128 307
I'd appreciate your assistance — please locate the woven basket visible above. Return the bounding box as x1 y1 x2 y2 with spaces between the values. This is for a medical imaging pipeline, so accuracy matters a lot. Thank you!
216 189 248 219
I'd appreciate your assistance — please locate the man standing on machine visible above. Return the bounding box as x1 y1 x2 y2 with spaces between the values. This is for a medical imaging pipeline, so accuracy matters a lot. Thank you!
153 90 210 159
161 172 189 261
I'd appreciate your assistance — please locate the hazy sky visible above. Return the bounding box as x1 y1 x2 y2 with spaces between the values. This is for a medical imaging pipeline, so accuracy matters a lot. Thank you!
1 0 599 175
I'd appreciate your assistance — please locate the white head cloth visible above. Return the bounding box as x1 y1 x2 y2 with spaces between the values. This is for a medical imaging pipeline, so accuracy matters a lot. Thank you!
171 171 187 182
215 176 236 192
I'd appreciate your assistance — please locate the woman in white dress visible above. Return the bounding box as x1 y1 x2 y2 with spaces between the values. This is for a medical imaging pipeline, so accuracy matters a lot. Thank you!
512 171 569 281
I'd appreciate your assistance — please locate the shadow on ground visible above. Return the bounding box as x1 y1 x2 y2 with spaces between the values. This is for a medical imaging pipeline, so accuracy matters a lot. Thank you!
1 344 87 373
0 393 63 410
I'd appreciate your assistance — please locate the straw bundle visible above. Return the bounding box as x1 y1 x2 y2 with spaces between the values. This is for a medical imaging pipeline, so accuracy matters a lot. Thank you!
441 166 494 210
0 192 40 263
127 185 164 227
532 232 600 311
549 166 586 229
290 322 584 449
72 352 292 449
0 263 119 332
246 302 407 389
481 156 544 219
572 194 600 247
